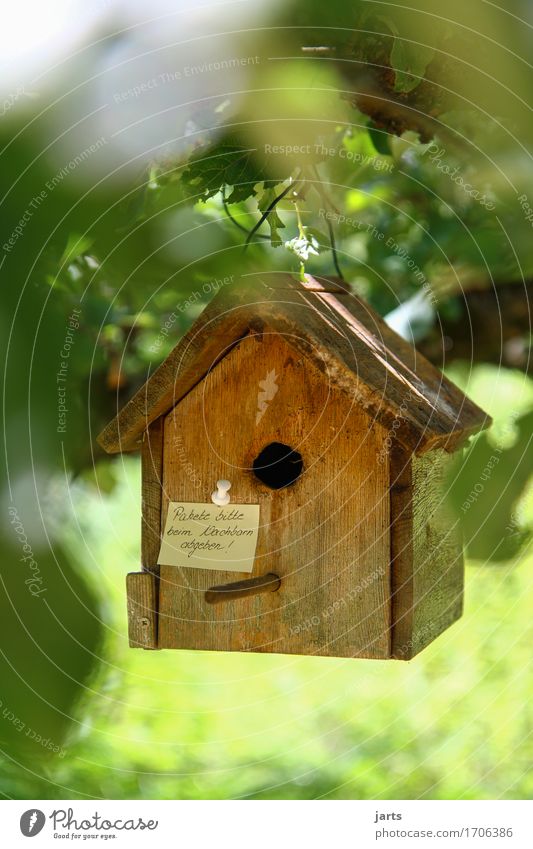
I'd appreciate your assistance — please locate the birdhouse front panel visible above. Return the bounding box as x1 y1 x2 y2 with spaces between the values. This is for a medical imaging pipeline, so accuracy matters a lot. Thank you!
157 331 392 658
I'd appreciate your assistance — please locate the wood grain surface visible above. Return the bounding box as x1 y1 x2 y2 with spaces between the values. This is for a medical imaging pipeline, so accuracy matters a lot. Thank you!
157 331 392 658
141 417 164 575
390 448 463 659
126 571 158 649
98 273 490 456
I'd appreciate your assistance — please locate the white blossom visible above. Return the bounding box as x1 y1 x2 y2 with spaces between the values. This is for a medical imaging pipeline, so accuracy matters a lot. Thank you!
284 232 320 262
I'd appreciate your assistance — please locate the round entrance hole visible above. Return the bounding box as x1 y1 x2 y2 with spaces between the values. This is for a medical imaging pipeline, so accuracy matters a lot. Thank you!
252 442 304 490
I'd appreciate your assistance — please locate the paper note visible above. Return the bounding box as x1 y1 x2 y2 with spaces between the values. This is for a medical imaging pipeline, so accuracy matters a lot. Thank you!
157 502 260 573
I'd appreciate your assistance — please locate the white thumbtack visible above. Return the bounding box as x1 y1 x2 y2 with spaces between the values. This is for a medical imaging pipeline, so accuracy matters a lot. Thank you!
211 479 231 506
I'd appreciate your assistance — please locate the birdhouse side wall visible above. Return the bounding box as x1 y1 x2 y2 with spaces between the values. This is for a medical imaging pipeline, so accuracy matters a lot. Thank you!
391 448 463 659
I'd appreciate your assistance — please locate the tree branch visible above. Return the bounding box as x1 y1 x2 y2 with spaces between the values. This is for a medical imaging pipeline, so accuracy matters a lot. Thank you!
418 279 533 372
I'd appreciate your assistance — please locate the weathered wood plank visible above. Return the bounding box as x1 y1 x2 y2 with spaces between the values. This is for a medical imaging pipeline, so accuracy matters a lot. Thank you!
390 448 416 659
391 448 463 659
97 300 253 454
97 273 490 456
126 572 158 649
157 331 391 658
141 417 163 575
257 287 488 454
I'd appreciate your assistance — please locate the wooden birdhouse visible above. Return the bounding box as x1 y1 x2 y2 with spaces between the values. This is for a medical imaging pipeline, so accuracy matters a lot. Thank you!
98 273 490 660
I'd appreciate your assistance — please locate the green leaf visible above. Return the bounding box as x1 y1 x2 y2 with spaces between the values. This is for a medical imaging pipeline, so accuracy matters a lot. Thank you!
367 124 391 156
257 186 286 247
358 10 435 95
60 232 93 265
391 39 435 94
181 136 277 205
304 227 330 247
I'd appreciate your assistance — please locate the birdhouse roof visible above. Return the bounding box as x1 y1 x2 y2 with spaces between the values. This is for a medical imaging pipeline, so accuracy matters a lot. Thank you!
97 273 490 456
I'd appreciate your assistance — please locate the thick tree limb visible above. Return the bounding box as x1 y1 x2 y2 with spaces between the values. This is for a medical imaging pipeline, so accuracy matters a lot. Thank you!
419 279 533 372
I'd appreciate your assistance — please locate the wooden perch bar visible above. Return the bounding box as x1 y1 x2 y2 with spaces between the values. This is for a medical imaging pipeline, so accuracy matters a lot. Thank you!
205 573 281 604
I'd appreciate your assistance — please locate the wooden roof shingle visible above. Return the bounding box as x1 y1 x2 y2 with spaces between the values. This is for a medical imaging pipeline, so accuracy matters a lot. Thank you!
98 273 490 455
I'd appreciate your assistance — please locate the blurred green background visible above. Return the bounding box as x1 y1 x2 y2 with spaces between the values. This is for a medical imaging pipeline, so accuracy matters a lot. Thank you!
4 366 532 801
0 0 531 799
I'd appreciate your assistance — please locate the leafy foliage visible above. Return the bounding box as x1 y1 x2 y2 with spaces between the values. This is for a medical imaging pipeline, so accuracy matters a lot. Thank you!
0 0 532 802
391 38 435 94
257 186 287 246
181 135 279 204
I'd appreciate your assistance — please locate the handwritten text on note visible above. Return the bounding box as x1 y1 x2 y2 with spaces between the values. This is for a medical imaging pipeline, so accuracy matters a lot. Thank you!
157 502 260 573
